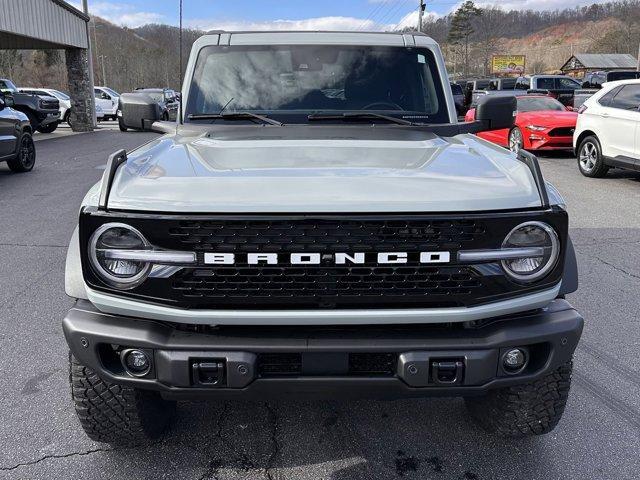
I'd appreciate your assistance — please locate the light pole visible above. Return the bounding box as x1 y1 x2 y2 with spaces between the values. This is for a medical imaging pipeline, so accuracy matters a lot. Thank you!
418 0 425 32
99 55 108 86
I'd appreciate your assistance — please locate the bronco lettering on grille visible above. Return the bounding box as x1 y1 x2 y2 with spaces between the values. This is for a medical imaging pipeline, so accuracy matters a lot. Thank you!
203 252 451 265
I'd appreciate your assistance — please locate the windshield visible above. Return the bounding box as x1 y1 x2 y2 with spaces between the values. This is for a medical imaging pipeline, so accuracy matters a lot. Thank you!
0 79 18 93
517 97 565 112
607 72 640 82
102 87 120 97
51 90 70 100
186 45 449 123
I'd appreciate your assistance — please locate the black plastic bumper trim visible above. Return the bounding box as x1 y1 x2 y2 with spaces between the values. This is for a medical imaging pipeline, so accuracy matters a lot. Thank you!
63 299 583 400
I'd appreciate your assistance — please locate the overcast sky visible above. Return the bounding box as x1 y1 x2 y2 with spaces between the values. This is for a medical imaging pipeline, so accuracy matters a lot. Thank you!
68 0 614 31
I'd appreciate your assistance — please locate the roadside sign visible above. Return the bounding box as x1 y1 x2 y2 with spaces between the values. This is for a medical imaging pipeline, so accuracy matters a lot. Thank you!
492 55 526 74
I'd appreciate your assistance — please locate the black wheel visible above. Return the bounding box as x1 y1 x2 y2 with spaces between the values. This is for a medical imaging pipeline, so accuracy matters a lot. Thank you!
69 353 176 446
64 110 72 126
578 135 609 178
508 127 524 154
36 122 59 134
7 132 36 173
465 360 573 437
118 119 128 132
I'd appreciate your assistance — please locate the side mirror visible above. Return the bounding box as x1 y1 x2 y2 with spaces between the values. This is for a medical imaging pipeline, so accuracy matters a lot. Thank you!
475 95 516 131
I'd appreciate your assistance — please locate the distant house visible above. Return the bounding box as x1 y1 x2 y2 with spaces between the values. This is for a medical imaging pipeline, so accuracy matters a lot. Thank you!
560 54 638 76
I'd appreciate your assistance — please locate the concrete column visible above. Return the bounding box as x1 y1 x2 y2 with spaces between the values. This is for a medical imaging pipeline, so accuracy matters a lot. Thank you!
65 48 94 132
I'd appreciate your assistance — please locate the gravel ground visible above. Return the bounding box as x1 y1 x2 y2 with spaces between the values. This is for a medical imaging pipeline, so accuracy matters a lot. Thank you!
0 133 638 480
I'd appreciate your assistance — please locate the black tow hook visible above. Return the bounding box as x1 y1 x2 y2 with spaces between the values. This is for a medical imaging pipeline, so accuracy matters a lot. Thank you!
430 360 464 385
192 361 225 386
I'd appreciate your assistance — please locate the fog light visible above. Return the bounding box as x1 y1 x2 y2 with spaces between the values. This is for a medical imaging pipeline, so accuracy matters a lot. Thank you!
503 348 527 373
123 349 150 376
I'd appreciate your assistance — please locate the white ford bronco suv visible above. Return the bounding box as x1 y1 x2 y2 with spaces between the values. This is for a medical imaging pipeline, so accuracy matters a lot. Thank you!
63 31 582 445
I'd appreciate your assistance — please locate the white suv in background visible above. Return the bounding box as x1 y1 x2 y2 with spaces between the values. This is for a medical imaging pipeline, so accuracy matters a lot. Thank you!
94 86 119 121
574 79 640 177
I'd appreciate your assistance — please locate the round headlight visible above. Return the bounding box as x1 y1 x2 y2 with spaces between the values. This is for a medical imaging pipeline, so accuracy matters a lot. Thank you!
89 223 151 289
501 221 559 282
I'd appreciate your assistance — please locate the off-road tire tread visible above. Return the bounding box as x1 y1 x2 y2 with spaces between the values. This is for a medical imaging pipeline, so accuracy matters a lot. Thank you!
465 360 573 437
69 353 175 445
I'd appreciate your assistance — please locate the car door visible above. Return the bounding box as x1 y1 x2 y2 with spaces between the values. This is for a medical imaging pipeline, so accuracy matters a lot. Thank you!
601 84 640 162
94 88 112 113
0 96 18 157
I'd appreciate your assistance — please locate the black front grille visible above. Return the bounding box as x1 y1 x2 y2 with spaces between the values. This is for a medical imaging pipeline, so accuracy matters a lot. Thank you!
80 211 568 310
172 265 482 308
41 99 59 110
168 218 484 252
548 127 575 137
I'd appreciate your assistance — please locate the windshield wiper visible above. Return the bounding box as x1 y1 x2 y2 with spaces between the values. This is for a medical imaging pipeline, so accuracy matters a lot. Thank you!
188 112 283 126
308 112 415 126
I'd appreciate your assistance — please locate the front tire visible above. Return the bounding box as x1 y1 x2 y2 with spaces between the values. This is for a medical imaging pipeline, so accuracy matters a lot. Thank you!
508 127 524 154
118 119 128 132
69 353 176 446
465 360 573 437
36 122 58 134
578 135 608 178
7 132 36 173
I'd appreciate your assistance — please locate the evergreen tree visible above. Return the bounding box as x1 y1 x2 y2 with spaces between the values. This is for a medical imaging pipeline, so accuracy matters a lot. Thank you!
447 1 482 77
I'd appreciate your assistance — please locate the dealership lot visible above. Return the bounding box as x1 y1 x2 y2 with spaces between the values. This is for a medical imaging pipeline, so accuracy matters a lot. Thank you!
0 131 638 480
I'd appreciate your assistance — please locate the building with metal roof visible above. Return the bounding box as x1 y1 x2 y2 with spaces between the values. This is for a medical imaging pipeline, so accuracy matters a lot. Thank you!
560 53 638 76
0 0 95 131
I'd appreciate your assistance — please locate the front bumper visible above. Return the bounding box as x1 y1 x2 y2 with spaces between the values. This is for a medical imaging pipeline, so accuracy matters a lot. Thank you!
39 111 61 126
63 299 583 400
526 133 574 151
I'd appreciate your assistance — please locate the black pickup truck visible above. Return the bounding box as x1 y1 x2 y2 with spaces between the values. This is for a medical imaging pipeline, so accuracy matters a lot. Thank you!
0 78 61 133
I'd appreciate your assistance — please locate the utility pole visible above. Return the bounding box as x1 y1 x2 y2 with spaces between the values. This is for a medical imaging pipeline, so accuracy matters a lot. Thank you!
418 0 425 32
637 40 640 71
82 0 97 128
99 55 107 86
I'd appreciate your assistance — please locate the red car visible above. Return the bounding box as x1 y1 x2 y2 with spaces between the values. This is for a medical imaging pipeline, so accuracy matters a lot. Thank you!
465 95 578 153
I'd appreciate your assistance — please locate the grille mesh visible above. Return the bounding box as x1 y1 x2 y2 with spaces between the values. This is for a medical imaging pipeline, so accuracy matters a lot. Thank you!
168 219 484 252
548 127 575 137
165 218 486 308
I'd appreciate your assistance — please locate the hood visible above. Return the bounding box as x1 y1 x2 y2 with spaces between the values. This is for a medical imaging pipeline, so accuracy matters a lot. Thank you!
518 110 577 127
106 126 542 213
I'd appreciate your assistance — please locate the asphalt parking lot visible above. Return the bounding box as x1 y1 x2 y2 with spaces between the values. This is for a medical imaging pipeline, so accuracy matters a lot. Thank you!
0 131 639 480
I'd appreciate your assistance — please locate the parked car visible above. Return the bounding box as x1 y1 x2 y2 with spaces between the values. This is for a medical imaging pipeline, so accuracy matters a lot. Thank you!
0 78 60 133
137 88 179 120
488 77 517 91
462 78 492 109
0 92 36 172
450 82 465 115
573 79 640 177
19 87 72 125
64 31 582 446
581 70 640 89
465 95 577 153
118 88 178 131
515 75 582 107
573 89 598 110
94 87 119 121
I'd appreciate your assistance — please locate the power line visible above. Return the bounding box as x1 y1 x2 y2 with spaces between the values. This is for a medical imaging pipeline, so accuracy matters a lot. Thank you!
357 0 393 30
377 0 413 29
